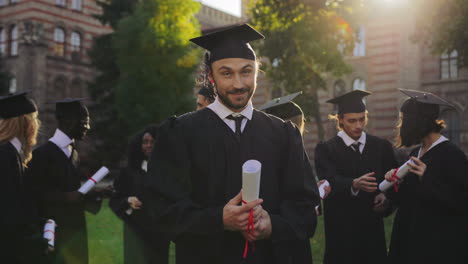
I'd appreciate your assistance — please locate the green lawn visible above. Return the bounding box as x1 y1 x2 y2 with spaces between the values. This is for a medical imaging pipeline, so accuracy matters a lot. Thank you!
87 199 394 264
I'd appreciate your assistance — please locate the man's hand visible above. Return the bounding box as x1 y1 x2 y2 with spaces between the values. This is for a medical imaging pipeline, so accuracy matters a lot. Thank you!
352 172 377 192
128 196 142 210
373 193 388 214
223 191 263 232
243 209 272 241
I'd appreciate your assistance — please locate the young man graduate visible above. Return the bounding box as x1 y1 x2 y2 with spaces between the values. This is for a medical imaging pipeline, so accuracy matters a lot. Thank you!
385 89 468 264
25 98 101 264
314 90 397 264
145 24 319 264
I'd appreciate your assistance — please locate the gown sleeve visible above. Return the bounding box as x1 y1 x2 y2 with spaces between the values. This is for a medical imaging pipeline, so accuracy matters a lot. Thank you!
109 167 132 219
144 117 224 240
269 121 320 243
314 140 354 194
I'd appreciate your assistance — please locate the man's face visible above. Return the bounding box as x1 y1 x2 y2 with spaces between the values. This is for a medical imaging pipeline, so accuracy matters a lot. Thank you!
210 58 257 112
196 94 210 110
339 112 367 140
72 115 91 140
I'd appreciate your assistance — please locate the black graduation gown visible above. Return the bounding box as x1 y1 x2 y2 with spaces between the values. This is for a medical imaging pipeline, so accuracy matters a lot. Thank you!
25 141 100 264
145 108 319 264
0 142 48 263
388 141 468 264
109 165 169 264
314 134 397 264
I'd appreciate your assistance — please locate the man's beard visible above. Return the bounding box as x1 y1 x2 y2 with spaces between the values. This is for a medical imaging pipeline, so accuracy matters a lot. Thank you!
217 87 253 110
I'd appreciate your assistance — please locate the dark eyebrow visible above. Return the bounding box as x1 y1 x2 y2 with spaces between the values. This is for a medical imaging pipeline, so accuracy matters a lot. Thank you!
217 66 232 72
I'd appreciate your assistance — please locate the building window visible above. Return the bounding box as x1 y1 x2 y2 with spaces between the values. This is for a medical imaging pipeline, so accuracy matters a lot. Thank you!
53 27 65 57
0 0 7 6
0 28 5 55
333 79 346 97
353 26 365 57
440 108 460 145
440 50 458 79
70 31 81 60
71 0 82 11
56 0 66 7
352 78 366 91
9 25 18 56
9 77 16 93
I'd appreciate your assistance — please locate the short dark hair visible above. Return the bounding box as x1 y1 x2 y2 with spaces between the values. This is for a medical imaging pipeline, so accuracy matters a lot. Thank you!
395 112 446 148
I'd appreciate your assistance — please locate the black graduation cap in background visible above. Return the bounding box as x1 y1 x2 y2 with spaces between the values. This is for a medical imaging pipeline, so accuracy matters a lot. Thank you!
190 24 264 64
54 98 89 120
326 89 371 114
0 91 37 119
259 92 304 119
399 88 453 119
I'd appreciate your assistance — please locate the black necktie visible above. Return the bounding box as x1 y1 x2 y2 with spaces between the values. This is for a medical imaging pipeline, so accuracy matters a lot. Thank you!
226 114 245 142
351 142 361 153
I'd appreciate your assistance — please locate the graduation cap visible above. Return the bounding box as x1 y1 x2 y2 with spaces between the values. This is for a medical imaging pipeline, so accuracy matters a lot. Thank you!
259 92 304 119
326 89 371 114
0 91 37 119
190 24 264 64
54 98 89 120
399 89 453 119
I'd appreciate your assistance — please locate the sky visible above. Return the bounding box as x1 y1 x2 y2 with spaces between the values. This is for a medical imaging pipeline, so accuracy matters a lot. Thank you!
198 0 242 17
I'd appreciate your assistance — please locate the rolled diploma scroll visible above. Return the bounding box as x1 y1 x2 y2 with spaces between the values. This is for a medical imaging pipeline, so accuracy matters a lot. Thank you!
78 167 110 194
315 180 330 212
318 180 330 199
43 219 56 247
242 160 262 202
379 159 413 192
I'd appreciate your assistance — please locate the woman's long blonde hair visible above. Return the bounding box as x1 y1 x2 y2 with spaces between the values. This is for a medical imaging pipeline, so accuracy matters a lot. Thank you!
0 112 40 166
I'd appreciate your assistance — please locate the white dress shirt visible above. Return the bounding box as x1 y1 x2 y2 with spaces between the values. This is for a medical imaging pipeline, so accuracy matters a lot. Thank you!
49 129 74 158
10 137 23 155
337 131 367 196
338 130 366 153
207 97 254 133
10 137 22 154
417 135 448 158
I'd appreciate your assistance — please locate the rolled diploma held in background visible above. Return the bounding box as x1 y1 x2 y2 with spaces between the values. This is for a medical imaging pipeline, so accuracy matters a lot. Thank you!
318 180 330 199
242 160 262 202
379 160 412 191
78 167 110 194
43 219 56 247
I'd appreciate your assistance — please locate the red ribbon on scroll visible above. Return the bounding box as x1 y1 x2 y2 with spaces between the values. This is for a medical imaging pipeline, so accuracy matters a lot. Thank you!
241 200 255 259
391 168 400 192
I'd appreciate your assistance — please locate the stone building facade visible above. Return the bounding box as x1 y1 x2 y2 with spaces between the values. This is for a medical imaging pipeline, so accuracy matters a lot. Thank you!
0 0 112 140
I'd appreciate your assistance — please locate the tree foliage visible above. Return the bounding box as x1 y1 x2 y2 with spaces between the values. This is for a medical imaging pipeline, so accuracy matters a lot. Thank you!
113 0 201 130
413 0 468 67
249 0 358 140
88 0 200 169
87 0 138 169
